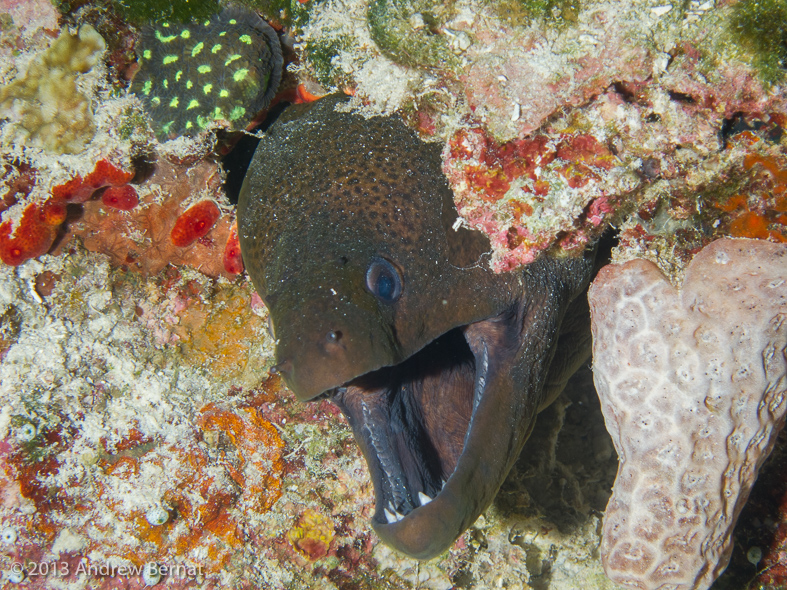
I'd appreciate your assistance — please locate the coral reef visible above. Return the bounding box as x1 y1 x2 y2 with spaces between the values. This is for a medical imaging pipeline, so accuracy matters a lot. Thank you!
0 245 632 589
0 0 785 588
0 152 241 276
367 0 458 71
0 3 246 276
444 127 629 270
589 238 787 590
3 0 784 276
60 158 237 277
130 6 283 140
619 119 787 238
295 0 787 270
2 246 783 588
0 249 283 586
0 24 106 154
0 250 278 585
0 0 58 41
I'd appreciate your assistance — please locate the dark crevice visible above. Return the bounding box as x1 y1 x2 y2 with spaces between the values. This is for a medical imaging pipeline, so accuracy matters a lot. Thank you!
719 112 784 149
610 81 637 103
667 90 697 104
221 100 291 205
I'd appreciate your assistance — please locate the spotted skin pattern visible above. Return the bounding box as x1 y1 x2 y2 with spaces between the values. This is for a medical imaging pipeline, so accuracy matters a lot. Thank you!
131 7 282 140
237 94 597 559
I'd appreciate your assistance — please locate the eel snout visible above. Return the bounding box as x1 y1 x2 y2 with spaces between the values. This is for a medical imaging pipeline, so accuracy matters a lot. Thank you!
268 297 401 402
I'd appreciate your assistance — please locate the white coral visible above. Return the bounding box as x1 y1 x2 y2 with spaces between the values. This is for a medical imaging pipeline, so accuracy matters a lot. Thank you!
589 238 787 590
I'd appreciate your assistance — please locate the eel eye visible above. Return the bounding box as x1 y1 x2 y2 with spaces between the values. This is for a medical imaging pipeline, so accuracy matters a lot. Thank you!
326 330 342 343
365 257 403 304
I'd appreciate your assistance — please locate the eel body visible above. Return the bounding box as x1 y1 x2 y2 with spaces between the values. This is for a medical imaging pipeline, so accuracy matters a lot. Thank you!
237 94 594 559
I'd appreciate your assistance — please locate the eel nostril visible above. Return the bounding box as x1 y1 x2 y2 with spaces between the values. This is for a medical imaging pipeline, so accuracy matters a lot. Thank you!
270 359 292 376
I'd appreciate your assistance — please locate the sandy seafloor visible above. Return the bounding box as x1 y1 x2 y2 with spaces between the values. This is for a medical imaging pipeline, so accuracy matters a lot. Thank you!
0 0 786 588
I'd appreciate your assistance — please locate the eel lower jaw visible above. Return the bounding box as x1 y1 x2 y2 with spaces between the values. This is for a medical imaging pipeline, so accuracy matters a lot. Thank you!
331 318 520 560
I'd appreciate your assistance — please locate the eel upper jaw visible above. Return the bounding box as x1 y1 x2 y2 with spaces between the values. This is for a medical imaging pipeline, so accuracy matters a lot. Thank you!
331 312 529 560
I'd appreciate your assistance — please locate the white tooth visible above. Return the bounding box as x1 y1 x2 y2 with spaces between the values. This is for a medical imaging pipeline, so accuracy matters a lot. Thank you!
395 511 405 521
418 491 432 506
384 509 397 524
441 479 447 489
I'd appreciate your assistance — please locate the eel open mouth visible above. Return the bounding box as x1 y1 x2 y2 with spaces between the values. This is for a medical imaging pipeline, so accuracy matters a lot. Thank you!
333 328 475 519
329 309 527 560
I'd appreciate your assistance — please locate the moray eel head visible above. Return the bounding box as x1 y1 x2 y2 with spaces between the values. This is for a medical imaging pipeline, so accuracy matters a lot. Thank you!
238 94 593 560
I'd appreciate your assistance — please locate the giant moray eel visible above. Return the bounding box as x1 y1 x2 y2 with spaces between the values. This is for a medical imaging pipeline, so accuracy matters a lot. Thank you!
238 94 595 559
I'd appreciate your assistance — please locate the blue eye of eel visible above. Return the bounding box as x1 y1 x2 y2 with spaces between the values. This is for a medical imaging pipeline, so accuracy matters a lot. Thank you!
237 93 598 561
366 257 402 303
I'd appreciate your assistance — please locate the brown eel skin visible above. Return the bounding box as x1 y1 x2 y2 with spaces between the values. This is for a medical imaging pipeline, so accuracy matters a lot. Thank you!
237 93 596 560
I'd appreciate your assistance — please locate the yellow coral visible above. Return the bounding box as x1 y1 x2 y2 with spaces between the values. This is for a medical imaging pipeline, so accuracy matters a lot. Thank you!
288 509 335 561
0 25 106 154
174 283 270 384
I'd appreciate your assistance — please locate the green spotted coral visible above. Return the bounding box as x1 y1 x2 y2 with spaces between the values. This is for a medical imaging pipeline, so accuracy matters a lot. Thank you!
130 6 282 140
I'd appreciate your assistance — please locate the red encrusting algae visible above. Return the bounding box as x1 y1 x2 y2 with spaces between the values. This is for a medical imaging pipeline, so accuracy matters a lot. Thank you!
444 125 620 271
51 159 134 203
0 159 138 266
223 223 244 274
170 200 221 247
0 203 60 265
101 184 139 210
446 129 557 204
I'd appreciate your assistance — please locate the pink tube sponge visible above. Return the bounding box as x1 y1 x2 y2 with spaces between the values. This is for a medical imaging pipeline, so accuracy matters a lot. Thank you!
589 238 787 590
